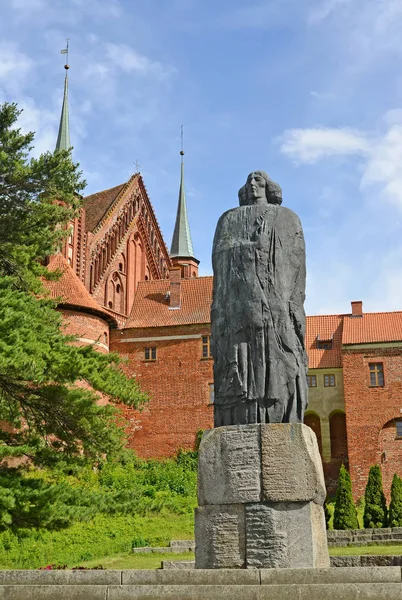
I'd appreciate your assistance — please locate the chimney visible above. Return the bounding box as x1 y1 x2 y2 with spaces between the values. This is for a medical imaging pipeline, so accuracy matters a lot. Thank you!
169 267 181 309
351 300 363 317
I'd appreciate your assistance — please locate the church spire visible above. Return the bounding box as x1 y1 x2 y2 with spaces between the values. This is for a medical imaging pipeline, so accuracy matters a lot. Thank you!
170 127 199 278
55 41 71 152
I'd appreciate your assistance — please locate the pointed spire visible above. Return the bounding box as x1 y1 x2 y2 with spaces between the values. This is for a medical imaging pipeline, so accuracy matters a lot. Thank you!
170 129 196 260
55 41 71 152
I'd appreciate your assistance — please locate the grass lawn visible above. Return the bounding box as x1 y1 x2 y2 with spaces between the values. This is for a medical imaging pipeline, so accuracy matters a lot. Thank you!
329 544 402 556
78 552 195 570
78 544 402 569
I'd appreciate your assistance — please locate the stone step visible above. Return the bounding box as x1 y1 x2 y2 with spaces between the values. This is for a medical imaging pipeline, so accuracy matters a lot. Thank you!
0 582 401 600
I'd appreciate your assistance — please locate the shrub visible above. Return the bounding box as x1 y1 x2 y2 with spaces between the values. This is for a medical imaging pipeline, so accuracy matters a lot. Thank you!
324 502 331 530
333 464 359 530
363 465 388 528
389 474 402 527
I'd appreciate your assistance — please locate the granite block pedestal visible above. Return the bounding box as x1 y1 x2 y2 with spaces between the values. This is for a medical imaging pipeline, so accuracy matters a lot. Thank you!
195 423 330 569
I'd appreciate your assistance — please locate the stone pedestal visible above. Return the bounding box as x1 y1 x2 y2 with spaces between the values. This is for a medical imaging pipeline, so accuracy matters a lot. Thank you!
195 423 330 569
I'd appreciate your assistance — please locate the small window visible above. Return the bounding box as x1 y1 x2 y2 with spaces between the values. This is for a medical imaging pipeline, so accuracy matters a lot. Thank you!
209 383 214 404
119 262 123 271
396 421 402 439
104 332 108 344
108 301 113 308
116 284 121 293
307 375 317 388
369 363 384 387
145 347 157 361
324 374 336 387
317 340 332 350
202 336 212 358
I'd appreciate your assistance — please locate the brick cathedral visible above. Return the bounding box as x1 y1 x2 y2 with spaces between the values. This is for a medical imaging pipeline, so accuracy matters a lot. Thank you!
47 64 402 501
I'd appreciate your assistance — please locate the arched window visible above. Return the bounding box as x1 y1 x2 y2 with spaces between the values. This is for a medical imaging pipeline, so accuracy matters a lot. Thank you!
304 412 323 455
108 301 113 308
116 284 121 293
329 411 348 459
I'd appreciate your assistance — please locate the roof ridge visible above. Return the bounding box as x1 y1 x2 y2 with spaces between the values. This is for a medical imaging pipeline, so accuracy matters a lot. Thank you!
91 174 137 235
84 181 127 201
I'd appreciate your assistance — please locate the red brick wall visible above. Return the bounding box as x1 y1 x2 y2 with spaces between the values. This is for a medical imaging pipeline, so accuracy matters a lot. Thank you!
343 348 402 500
59 309 109 353
111 324 214 457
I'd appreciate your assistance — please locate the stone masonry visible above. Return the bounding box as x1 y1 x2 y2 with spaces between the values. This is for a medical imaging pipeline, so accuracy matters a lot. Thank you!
195 423 330 569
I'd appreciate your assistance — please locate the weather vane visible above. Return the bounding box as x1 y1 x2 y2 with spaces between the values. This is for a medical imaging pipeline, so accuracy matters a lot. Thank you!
60 39 69 70
180 125 184 159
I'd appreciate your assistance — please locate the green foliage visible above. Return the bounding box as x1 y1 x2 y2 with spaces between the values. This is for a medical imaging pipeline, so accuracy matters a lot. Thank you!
324 502 331 530
0 450 197 532
0 512 195 569
333 464 359 530
363 465 388 528
0 450 197 568
0 102 148 469
389 474 402 527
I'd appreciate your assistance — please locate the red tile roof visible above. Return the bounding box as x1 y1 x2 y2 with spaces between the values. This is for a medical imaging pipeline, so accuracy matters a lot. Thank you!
342 311 402 345
83 181 128 232
44 254 115 324
306 315 344 369
125 279 343 370
125 277 213 328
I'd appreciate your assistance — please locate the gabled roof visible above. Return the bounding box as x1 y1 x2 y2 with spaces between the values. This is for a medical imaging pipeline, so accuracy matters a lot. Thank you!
44 254 115 324
83 181 129 232
306 315 344 369
125 277 213 328
342 311 402 345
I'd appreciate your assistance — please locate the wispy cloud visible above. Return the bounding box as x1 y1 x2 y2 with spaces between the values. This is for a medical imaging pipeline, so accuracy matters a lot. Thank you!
280 111 402 210
224 0 305 29
0 42 34 96
280 127 369 163
105 43 175 80
9 0 122 23
308 0 356 24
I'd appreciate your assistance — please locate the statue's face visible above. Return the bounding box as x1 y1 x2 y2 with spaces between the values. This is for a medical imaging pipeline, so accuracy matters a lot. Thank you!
246 172 266 204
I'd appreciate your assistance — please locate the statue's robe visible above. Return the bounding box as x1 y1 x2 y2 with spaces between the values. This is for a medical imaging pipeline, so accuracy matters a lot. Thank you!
211 203 308 426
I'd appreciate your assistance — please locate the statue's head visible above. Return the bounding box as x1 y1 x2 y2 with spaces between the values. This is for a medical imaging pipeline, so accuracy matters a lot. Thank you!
239 171 283 206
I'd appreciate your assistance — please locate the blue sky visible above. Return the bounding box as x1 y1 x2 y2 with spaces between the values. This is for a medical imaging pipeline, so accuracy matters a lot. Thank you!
2 0 402 315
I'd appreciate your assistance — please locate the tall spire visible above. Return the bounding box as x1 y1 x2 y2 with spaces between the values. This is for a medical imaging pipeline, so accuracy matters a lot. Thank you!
55 40 71 152
170 127 196 260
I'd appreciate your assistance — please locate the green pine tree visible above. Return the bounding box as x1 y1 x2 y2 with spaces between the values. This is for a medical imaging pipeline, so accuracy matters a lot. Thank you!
388 474 402 527
0 102 148 469
333 464 359 530
363 465 388 528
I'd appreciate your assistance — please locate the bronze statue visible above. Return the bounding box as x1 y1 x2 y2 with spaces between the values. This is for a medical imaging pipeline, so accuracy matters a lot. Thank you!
211 171 308 426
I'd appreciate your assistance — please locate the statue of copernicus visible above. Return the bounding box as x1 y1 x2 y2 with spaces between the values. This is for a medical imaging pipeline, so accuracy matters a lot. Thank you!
211 171 308 427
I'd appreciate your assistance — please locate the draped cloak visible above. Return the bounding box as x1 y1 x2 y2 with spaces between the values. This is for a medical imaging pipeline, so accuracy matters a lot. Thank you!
211 203 308 426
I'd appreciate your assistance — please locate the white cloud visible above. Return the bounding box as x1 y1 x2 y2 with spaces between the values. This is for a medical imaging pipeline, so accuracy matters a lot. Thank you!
280 111 402 210
0 42 34 95
105 43 175 80
16 97 58 156
280 127 369 163
308 0 356 24
361 125 402 207
10 0 48 12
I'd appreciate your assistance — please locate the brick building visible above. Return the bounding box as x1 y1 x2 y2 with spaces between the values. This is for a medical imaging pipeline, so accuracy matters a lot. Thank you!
46 63 402 500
